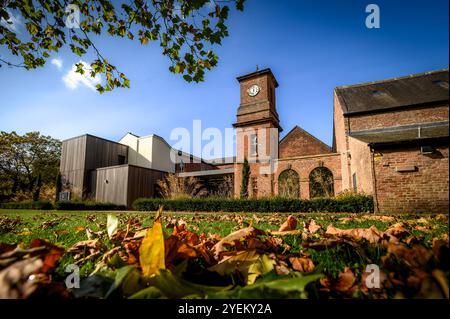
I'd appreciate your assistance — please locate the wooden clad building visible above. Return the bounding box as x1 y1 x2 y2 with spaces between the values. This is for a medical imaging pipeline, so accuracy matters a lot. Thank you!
95 165 165 208
60 134 166 208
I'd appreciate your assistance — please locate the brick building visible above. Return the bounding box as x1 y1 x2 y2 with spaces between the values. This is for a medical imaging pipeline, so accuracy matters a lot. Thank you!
61 68 449 213
226 68 448 213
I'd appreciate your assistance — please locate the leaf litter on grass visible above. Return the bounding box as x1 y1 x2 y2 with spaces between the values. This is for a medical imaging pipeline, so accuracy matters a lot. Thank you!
0 210 448 299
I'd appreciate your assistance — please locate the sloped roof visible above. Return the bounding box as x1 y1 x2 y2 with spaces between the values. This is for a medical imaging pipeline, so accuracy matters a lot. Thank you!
279 126 332 158
335 69 449 115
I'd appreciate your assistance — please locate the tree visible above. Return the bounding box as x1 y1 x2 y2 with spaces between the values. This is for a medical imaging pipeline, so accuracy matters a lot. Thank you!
55 172 62 202
240 157 249 198
0 131 61 198
0 0 245 93
32 173 42 201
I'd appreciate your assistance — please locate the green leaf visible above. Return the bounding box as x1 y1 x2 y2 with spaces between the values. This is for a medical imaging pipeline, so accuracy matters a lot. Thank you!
105 265 144 298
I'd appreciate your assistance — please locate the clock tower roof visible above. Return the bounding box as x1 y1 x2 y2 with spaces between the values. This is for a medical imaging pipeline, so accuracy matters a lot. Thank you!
236 68 279 88
233 67 282 132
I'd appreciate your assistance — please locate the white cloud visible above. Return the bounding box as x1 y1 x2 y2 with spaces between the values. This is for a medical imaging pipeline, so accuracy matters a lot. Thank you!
51 58 63 70
62 61 101 91
0 10 23 32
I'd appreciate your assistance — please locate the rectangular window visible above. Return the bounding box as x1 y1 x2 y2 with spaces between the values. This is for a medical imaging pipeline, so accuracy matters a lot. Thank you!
118 155 126 165
250 134 258 156
352 173 357 192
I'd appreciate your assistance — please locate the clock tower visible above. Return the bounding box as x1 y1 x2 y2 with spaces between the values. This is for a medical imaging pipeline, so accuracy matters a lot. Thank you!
233 68 281 197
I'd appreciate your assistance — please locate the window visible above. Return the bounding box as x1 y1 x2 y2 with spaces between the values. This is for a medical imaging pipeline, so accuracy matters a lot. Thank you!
278 169 300 198
309 167 334 198
118 155 126 165
250 134 258 156
352 173 357 192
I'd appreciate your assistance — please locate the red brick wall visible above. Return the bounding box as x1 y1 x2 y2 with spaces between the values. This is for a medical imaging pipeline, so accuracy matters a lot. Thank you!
275 154 342 198
349 104 449 131
233 153 342 199
373 145 449 213
279 126 332 158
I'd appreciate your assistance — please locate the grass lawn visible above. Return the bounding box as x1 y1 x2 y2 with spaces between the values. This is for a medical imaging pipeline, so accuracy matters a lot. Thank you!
0 209 448 299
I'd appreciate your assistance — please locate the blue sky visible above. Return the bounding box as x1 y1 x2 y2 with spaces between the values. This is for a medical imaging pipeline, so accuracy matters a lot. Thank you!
0 0 448 159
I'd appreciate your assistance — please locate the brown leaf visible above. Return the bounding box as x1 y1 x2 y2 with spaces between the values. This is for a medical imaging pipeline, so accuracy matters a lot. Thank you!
165 235 198 266
275 260 291 275
212 226 264 259
385 222 409 238
29 239 64 273
384 242 433 268
334 267 356 293
304 219 322 234
289 257 315 273
432 238 449 268
279 215 297 232
326 225 384 244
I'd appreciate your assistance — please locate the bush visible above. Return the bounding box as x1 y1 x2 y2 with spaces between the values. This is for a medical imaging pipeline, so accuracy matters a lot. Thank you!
0 200 54 210
54 200 126 211
132 194 374 213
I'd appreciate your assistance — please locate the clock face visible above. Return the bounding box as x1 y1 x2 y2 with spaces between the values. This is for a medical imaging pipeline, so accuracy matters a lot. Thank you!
247 84 260 97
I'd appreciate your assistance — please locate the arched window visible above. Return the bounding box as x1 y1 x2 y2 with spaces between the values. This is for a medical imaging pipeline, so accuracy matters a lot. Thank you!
309 167 334 198
278 169 300 198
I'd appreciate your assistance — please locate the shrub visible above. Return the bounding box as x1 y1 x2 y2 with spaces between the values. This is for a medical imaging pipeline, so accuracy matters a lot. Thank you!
156 174 207 199
54 200 126 211
132 194 374 213
0 200 54 210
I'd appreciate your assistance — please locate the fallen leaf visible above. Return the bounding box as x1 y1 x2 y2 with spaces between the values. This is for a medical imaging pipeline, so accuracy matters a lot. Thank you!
432 269 449 299
212 226 264 259
165 235 198 266
74 226 85 233
279 215 297 232
385 223 409 238
29 239 64 273
208 250 260 276
304 219 321 234
107 214 119 239
17 230 32 236
334 267 356 293
139 207 165 277
326 225 384 244
289 257 315 273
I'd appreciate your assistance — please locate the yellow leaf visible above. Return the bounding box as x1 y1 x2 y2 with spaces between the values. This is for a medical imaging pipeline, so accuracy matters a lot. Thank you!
74 226 85 233
247 254 276 285
17 230 32 236
139 207 165 277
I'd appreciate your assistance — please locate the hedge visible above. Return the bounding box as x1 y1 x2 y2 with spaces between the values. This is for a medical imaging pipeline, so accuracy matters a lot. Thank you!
132 195 374 213
54 200 126 211
0 200 54 210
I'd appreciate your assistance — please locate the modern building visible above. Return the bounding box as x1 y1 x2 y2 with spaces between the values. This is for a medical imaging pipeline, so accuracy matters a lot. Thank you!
60 68 449 212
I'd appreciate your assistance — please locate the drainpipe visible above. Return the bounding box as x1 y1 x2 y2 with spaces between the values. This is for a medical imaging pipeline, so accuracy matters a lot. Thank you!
370 145 380 214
